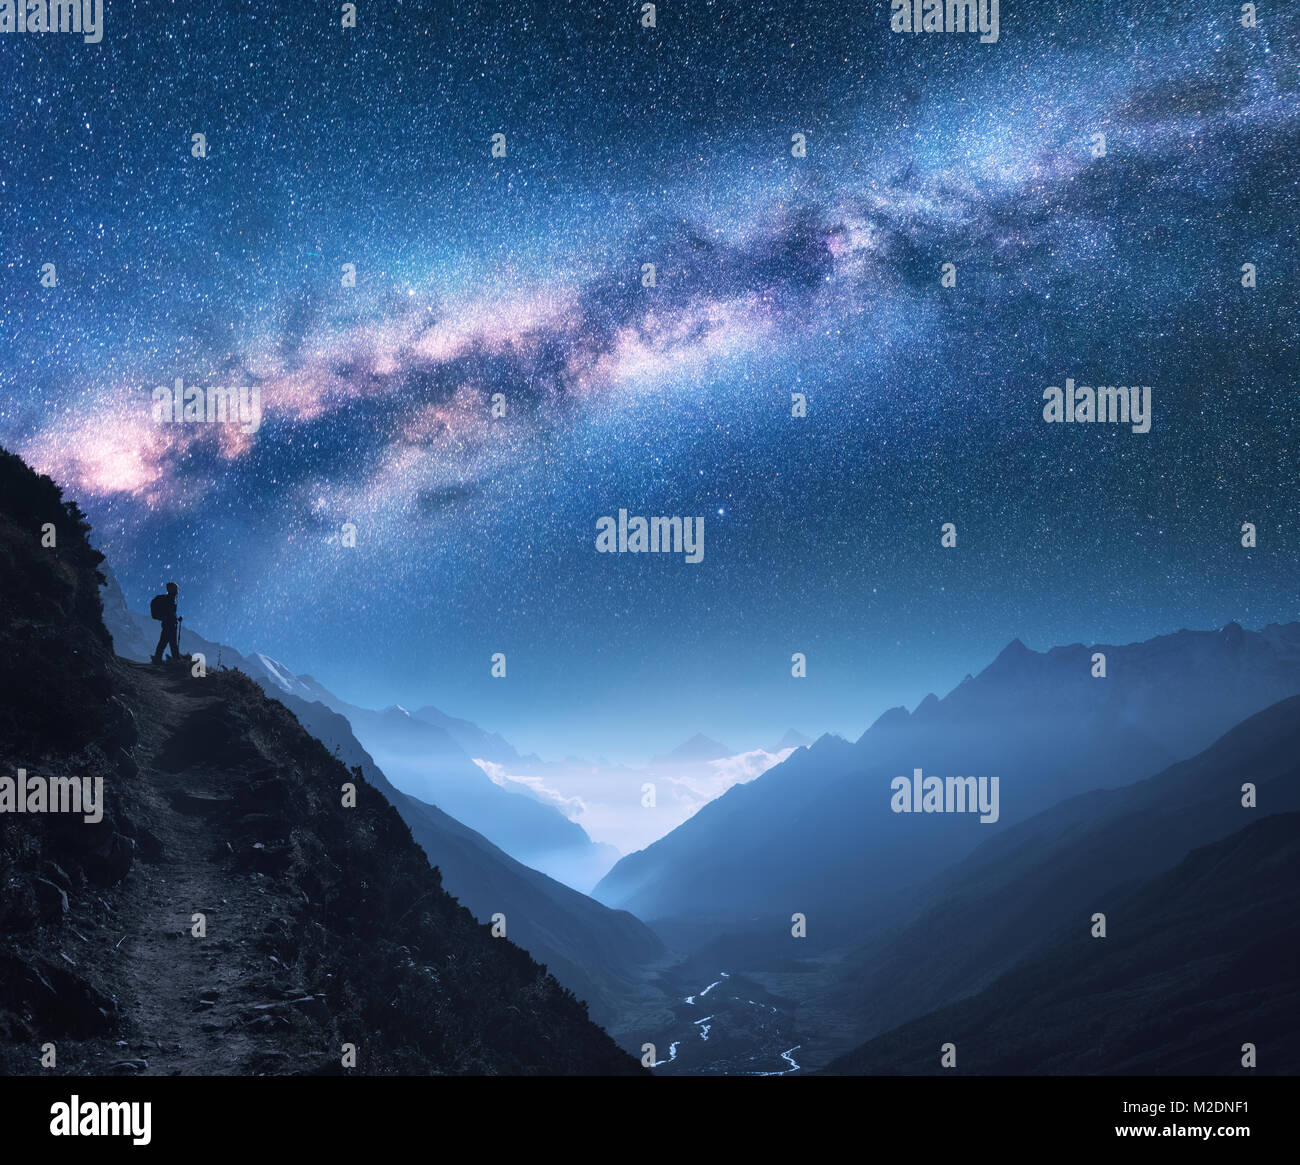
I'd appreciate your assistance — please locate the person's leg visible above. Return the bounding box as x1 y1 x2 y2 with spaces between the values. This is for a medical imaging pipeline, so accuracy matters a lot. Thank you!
153 625 168 663
165 622 180 660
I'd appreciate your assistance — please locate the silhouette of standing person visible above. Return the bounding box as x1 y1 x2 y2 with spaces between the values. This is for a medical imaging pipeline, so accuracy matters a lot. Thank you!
151 581 182 664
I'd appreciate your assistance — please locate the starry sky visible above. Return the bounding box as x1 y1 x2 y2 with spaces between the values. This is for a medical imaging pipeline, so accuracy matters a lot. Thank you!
1 1 1297 761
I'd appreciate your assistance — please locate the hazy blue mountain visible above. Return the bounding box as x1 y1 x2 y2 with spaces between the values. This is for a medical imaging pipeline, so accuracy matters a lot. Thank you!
595 623 1300 930
766 729 813 752
410 704 539 767
810 690 1300 1058
650 734 735 765
823 811 1300 1075
333 701 619 891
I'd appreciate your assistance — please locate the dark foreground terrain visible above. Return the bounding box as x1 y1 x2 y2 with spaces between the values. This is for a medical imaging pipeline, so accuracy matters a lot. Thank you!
0 447 642 1076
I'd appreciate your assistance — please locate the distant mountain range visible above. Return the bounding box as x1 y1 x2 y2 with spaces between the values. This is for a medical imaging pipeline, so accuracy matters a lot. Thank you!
468 733 812 859
594 623 1300 933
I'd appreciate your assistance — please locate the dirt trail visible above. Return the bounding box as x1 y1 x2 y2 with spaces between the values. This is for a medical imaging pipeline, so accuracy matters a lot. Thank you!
89 660 308 1075
7 651 645 1077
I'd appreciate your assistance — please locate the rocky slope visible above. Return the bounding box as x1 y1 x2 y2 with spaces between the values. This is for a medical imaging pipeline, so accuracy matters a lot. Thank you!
0 447 643 1075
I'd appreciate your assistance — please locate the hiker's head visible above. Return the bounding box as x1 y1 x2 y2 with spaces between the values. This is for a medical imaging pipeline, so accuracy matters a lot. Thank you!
166 582 178 595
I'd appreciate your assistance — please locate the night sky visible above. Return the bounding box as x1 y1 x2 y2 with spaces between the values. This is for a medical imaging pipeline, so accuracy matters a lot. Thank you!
2 1 1296 760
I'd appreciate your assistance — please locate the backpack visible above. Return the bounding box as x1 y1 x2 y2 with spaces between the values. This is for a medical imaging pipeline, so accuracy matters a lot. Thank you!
149 594 169 621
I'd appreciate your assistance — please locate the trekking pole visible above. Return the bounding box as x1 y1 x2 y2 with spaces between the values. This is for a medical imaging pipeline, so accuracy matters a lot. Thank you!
177 615 183 658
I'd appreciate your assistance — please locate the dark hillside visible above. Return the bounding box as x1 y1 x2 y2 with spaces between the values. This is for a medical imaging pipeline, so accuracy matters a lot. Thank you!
0 448 643 1075
824 813 1300 1075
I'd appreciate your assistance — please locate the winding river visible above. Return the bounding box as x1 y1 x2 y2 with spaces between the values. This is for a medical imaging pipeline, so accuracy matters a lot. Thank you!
653 970 804 1075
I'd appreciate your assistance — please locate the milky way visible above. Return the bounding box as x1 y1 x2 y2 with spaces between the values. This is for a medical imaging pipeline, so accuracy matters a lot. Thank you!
1 1 1296 758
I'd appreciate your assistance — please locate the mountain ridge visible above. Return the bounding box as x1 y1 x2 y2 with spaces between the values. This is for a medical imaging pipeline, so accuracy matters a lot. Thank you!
823 812 1300 1075
595 619 1300 930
